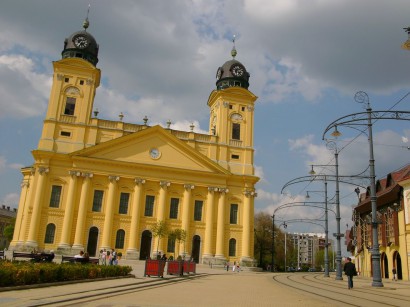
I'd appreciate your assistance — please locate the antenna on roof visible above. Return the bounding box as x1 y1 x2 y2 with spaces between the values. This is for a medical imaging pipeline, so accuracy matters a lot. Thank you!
83 4 91 31
231 35 237 59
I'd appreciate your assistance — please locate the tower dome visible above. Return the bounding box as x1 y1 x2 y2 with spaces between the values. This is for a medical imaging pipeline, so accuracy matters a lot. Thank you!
215 37 249 90
61 17 99 66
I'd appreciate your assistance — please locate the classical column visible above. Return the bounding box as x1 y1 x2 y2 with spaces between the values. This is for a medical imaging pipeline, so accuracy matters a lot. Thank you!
203 187 217 260
26 166 49 249
58 170 80 250
18 168 35 244
126 178 145 259
72 172 93 250
101 175 120 250
155 181 170 255
241 190 256 262
215 188 228 260
181 184 194 257
10 180 30 247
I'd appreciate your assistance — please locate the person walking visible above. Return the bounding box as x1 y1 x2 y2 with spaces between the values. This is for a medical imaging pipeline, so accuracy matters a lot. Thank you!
343 257 357 289
392 268 397 281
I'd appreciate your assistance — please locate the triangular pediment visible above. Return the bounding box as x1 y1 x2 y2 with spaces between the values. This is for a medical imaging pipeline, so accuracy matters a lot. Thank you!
71 125 230 175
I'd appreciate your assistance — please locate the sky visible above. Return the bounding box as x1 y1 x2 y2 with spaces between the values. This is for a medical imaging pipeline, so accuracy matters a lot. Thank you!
1 0 409 247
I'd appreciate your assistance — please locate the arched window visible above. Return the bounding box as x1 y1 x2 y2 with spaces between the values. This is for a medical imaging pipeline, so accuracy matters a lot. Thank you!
229 238 236 256
115 229 125 249
44 224 56 244
63 87 80 116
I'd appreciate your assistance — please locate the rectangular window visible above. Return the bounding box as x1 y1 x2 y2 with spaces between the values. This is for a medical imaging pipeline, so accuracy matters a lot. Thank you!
49 185 62 208
230 204 238 224
144 195 155 216
231 154 239 159
169 198 179 219
167 237 176 253
64 97 76 115
92 190 104 212
232 123 240 140
119 192 130 214
194 200 203 221
60 131 71 137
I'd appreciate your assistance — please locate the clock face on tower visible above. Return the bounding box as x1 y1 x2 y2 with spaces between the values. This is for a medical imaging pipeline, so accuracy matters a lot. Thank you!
231 65 244 77
149 148 161 159
73 35 89 49
216 67 223 80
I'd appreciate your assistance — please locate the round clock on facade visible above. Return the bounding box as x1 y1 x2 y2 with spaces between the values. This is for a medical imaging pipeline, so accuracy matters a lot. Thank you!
149 148 161 159
216 67 223 80
231 65 244 77
73 35 89 48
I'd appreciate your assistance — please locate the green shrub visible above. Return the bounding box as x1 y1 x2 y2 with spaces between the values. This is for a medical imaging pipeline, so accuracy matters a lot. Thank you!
0 260 132 287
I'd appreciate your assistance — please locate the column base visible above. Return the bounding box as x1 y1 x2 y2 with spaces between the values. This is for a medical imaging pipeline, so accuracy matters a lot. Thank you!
8 240 24 250
213 255 227 265
240 256 257 267
126 249 140 260
25 240 38 251
202 254 214 265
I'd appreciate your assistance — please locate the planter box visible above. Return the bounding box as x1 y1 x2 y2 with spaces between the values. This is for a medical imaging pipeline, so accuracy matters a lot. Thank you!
144 259 166 278
167 261 183 276
183 261 196 274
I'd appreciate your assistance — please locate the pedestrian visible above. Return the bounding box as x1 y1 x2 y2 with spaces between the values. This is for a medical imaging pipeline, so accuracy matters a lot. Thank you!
236 264 240 273
392 268 397 281
226 262 229 271
101 248 107 265
232 261 236 272
343 257 357 289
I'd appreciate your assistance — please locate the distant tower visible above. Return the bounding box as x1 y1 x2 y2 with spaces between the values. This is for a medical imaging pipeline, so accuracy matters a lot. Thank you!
38 16 101 153
207 36 257 175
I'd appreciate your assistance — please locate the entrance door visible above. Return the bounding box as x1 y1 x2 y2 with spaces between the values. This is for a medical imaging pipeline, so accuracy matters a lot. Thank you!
140 230 152 260
382 253 389 279
87 226 99 257
191 235 201 263
396 252 403 280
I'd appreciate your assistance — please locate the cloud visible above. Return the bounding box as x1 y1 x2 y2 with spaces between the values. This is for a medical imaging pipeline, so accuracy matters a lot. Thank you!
0 55 50 119
1 193 19 208
0 156 6 172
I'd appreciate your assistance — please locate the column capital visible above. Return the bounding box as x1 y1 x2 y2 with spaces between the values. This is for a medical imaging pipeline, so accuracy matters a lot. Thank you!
218 187 229 194
184 184 195 191
20 180 29 188
38 166 49 175
244 190 257 198
108 175 120 182
208 187 218 192
68 170 81 177
135 178 146 185
159 181 171 188
81 172 93 178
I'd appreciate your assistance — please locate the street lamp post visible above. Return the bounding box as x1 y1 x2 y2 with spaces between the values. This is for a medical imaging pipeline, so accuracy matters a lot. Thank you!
306 186 329 278
321 91 410 287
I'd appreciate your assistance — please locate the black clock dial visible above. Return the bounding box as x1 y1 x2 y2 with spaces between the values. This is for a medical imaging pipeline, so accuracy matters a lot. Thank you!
231 65 244 77
73 35 88 49
216 67 223 80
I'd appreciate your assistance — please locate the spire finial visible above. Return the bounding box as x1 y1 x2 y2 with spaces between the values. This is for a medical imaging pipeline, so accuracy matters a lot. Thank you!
231 35 237 59
83 4 91 30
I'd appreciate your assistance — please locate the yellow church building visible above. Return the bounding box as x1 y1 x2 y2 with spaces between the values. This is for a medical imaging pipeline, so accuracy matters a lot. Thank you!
10 18 259 265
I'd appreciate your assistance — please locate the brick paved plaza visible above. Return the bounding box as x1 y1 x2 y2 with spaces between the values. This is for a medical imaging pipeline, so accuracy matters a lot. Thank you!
1 260 409 306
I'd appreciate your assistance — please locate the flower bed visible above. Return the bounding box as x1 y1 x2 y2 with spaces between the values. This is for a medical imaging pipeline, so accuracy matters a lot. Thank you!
0 260 132 287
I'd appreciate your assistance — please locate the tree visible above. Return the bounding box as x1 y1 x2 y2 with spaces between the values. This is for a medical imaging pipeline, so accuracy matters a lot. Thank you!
169 228 187 259
254 212 273 269
151 220 169 256
3 218 15 243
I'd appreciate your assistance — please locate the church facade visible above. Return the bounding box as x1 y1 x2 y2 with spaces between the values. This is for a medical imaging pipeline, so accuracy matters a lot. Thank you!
10 18 259 264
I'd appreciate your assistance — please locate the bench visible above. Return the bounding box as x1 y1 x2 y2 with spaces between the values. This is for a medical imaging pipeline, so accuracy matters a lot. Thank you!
12 251 55 262
62 255 99 264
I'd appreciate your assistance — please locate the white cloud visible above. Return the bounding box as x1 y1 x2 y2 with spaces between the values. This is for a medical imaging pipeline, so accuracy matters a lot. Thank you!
2 193 19 208
0 55 50 119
